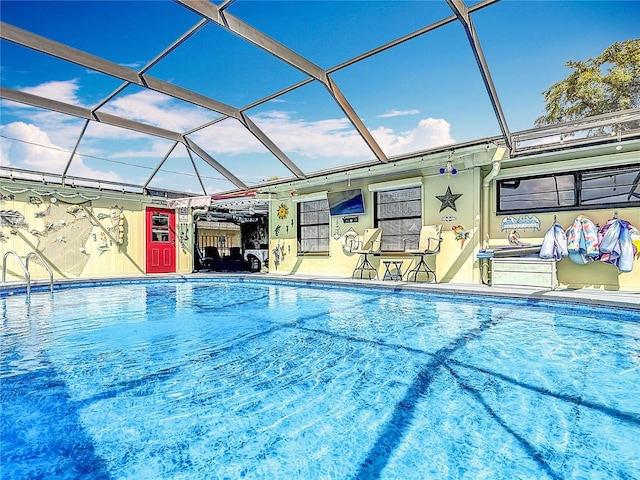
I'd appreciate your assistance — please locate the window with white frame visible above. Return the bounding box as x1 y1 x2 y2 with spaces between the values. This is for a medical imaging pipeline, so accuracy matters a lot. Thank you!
375 186 422 251
297 199 330 253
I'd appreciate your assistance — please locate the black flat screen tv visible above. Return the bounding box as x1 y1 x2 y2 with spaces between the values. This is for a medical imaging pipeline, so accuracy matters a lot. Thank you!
327 188 366 216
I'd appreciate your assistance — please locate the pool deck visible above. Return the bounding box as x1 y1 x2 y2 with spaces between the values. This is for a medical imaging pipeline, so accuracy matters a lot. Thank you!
2 272 639 310
259 273 640 310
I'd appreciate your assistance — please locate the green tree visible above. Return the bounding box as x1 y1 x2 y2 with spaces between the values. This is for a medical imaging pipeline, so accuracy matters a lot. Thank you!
535 38 640 126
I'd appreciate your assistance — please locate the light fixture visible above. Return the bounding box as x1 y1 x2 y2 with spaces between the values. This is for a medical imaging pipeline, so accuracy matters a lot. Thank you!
439 151 457 176
615 126 623 151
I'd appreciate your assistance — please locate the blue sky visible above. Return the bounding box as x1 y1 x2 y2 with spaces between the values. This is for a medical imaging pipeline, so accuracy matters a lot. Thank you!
1 1 638 194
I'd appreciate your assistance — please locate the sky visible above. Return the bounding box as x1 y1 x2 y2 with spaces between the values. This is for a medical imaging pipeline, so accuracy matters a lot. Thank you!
1 0 638 194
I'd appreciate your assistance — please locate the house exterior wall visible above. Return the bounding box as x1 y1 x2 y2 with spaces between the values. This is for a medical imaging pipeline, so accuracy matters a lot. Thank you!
2 143 638 292
266 169 485 284
267 145 639 292
0 182 193 281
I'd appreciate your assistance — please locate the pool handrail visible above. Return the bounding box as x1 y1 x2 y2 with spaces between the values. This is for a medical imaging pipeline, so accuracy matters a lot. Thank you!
26 251 54 293
2 251 31 296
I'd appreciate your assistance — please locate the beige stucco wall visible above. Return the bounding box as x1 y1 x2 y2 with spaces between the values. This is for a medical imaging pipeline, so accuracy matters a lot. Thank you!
267 151 639 292
0 182 193 281
3 144 637 292
486 204 639 291
268 169 485 284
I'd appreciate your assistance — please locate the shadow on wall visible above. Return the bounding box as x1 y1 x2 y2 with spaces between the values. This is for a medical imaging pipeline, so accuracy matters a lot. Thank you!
557 259 621 291
440 230 477 283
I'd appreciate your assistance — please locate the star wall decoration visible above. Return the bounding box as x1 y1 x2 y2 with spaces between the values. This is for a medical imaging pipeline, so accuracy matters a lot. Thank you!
435 186 462 212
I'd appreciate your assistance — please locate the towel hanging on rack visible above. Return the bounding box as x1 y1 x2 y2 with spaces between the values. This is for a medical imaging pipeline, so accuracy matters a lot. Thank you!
539 222 568 260
599 218 636 273
566 215 600 265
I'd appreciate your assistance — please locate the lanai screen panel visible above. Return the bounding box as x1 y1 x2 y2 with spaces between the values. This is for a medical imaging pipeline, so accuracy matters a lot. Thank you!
188 118 296 187
1 0 637 194
145 20 309 108
473 1 640 134
331 21 499 156
228 1 455 69
245 81 376 174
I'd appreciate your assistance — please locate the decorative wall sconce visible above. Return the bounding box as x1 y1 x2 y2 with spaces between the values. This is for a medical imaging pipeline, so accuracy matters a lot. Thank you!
439 151 457 176
439 161 457 176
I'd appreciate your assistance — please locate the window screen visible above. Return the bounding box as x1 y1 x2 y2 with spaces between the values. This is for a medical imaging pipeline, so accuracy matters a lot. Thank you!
375 187 422 251
298 199 330 253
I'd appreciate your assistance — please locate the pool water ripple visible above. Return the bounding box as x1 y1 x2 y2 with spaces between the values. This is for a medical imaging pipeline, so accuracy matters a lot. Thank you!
2 279 639 479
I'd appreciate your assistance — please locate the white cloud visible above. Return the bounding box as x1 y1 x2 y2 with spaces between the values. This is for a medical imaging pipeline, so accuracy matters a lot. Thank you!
0 121 125 183
21 79 84 106
101 90 214 132
248 111 370 159
378 109 421 118
2 79 456 189
192 110 455 160
372 117 455 156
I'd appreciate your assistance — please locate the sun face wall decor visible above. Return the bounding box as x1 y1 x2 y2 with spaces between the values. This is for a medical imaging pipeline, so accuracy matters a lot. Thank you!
277 204 289 220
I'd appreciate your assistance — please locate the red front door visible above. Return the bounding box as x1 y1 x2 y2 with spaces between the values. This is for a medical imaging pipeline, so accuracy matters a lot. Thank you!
146 207 176 274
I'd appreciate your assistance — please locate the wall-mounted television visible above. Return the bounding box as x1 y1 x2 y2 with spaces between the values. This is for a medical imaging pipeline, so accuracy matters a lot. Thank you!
327 188 366 216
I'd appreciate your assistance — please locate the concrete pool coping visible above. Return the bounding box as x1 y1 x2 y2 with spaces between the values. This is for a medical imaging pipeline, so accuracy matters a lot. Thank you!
2 272 639 311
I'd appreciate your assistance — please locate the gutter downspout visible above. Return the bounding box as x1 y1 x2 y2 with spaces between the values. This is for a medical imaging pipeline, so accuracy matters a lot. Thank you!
482 147 506 248
192 209 209 219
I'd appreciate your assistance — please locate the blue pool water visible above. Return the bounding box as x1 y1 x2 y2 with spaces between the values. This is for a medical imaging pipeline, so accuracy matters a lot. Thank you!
1 279 639 479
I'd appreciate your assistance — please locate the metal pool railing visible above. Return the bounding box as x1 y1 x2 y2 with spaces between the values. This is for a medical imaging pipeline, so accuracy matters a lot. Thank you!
2 250 54 295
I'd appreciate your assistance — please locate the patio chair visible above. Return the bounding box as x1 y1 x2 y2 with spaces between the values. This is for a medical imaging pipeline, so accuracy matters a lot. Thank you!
351 228 382 279
203 246 225 270
404 224 442 283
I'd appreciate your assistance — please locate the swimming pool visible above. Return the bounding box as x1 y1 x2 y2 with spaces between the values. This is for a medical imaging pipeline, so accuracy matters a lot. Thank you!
2 278 639 479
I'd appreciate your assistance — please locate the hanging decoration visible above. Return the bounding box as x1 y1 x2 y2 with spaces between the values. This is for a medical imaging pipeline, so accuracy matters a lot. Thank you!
341 228 358 252
0 210 27 227
435 186 462 212
501 215 541 232
452 225 470 248
110 206 126 245
507 230 530 246
66 205 83 216
271 242 286 270
0 184 100 201
277 203 289 220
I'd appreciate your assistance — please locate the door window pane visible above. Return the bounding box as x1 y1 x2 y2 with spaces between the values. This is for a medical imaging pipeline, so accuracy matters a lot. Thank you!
152 228 169 242
152 213 169 227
